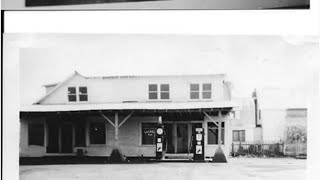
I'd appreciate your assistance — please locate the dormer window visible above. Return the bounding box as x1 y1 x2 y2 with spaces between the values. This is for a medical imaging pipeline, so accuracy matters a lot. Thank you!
68 86 88 102
148 84 170 100
202 83 212 99
160 84 170 99
149 84 158 100
190 84 200 99
68 87 77 102
190 83 212 100
79 87 88 101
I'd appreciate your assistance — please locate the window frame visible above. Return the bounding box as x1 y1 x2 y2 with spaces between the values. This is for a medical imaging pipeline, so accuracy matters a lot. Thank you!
148 84 158 100
68 87 77 102
148 84 170 100
160 84 170 100
190 83 200 99
28 123 45 146
232 130 245 142
141 122 158 145
202 83 212 99
207 122 225 145
79 86 88 102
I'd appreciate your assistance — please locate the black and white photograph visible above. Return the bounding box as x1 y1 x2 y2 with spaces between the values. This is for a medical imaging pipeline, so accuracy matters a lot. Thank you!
1 0 310 10
3 34 319 180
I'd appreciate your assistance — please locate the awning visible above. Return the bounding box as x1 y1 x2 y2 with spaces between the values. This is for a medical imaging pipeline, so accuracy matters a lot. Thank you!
20 101 238 113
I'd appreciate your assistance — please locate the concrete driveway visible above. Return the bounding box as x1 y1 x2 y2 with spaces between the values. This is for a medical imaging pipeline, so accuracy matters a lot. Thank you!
20 157 306 180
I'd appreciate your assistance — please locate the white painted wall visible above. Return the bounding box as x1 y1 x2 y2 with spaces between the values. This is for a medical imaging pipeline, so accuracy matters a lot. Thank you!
261 109 287 142
40 74 228 104
20 118 47 157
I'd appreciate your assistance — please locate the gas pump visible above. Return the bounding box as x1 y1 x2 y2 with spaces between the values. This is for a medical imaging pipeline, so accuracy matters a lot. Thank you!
193 128 205 161
155 117 164 159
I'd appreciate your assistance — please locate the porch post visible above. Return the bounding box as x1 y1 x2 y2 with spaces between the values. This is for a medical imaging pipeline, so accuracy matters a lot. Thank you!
218 110 222 148
115 112 119 148
212 109 227 163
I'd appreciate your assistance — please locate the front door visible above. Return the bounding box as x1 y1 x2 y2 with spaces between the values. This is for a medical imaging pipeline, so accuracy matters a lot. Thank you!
47 121 60 153
176 123 189 153
61 123 73 153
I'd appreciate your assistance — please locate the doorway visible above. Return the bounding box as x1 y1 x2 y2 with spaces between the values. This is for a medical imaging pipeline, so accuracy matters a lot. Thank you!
61 123 73 153
47 121 74 154
163 122 202 154
176 123 189 153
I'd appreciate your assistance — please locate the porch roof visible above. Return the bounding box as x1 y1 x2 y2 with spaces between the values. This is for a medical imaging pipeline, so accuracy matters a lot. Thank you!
20 101 238 113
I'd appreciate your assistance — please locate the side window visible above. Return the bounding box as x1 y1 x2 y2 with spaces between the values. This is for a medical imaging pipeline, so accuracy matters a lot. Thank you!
68 87 77 102
141 123 157 145
28 123 44 146
79 87 88 101
160 84 170 99
232 130 245 142
202 83 212 99
149 84 158 100
190 84 200 99
207 122 225 145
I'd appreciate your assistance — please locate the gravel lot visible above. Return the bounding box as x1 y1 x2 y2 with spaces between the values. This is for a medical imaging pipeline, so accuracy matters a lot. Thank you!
20 157 306 180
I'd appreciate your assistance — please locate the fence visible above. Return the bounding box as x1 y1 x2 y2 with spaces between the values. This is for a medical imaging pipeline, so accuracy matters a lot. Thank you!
284 142 307 157
231 141 285 157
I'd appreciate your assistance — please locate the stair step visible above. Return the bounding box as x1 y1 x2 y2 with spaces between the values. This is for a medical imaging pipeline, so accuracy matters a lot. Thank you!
163 153 193 160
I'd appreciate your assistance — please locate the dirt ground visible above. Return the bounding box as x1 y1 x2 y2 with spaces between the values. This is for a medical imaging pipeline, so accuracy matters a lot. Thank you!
20 157 306 180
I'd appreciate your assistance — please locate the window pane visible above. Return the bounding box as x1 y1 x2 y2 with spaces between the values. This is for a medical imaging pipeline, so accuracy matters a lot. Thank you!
190 84 199 91
202 91 211 99
233 131 239 141
149 84 157 91
160 84 169 91
208 122 225 128
149 92 158 99
90 122 106 144
68 95 77 102
240 131 245 142
28 124 44 146
161 92 169 99
190 92 199 99
142 123 157 145
68 87 76 94
203 83 211 91
79 95 88 101
208 128 218 144
79 87 87 94
208 122 225 145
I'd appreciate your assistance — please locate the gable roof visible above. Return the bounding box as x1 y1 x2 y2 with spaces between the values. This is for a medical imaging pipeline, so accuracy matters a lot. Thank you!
34 71 83 104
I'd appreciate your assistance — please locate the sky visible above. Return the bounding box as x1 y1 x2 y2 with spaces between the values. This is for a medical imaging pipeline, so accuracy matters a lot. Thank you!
19 34 319 107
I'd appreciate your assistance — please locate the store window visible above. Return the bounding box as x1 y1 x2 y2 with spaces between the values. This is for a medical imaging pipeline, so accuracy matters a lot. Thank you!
90 122 106 144
28 123 44 146
207 122 225 144
141 123 157 145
